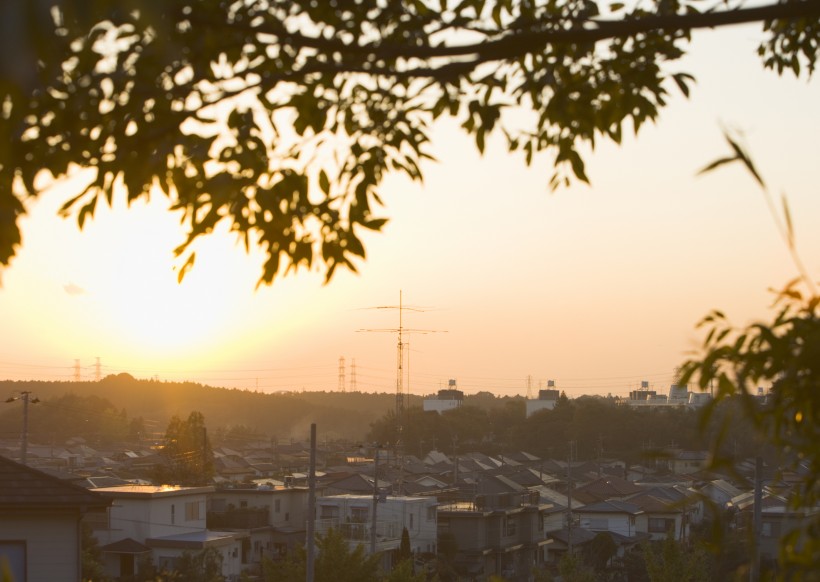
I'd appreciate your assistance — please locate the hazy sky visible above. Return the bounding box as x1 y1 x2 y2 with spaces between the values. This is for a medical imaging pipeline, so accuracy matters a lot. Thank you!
1 25 818 399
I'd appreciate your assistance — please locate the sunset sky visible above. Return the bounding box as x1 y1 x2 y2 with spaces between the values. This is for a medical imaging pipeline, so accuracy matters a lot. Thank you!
1 25 819 399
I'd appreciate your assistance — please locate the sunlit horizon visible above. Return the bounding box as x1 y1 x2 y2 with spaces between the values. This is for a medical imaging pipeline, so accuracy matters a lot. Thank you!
2 26 819 403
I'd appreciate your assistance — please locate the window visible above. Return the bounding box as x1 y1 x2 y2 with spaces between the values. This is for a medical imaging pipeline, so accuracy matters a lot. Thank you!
171 504 175 524
275 499 281 513
648 518 675 533
761 522 780 538
427 506 436 521
409 513 414 529
0 541 26 582
588 518 608 530
185 501 201 521
350 506 369 523
320 505 339 519
503 516 517 537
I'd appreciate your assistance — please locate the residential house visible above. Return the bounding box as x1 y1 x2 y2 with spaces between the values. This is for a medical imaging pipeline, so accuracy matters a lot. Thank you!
0 455 111 582
437 490 552 582
316 494 438 571
207 484 309 571
575 500 643 538
731 491 819 565
90 485 246 580
572 476 643 505
628 493 688 541
699 479 744 510
668 450 710 475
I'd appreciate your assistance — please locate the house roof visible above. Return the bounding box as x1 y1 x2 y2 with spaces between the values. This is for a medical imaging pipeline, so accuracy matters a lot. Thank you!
92 484 213 499
626 493 681 514
573 475 644 504
100 537 152 554
575 500 643 515
146 530 245 550
0 455 111 511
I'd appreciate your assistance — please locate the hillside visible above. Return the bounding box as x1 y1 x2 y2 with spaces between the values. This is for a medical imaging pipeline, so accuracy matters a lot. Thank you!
0 374 416 444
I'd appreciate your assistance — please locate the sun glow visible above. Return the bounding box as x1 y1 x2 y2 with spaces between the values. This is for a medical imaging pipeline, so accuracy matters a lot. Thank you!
8 184 278 371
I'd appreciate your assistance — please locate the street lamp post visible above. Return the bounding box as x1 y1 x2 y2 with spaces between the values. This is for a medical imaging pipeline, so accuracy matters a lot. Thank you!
5 391 40 465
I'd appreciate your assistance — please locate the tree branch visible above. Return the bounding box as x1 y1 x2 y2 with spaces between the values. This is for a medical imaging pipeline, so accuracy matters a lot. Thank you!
219 1 820 64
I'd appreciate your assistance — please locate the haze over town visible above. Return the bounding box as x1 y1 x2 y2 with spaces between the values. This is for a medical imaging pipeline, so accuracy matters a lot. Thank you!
1 26 819 399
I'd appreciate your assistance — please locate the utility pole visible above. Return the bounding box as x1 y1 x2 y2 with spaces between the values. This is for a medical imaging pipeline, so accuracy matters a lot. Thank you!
371 445 380 555
567 440 575 554
5 391 40 465
751 456 763 582
307 424 317 582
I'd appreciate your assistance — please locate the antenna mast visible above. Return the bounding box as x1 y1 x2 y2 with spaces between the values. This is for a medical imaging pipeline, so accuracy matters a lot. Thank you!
396 291 404 417
358 291 444 492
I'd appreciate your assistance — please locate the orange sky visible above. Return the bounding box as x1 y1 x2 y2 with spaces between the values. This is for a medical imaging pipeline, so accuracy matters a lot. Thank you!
1 26 819 399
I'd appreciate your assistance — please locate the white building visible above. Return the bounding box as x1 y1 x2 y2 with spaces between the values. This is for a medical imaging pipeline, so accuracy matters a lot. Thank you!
315 494 438 569
208 484 309 565
90 485 246 580
625 383 712 409
526 386 560 417
423 380 464 414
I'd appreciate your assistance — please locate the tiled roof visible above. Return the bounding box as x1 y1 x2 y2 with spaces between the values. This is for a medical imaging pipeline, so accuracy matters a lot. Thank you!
0 455 110 510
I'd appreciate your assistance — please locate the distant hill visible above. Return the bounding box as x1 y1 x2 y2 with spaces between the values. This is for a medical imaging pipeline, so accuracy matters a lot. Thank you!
0 374 420 444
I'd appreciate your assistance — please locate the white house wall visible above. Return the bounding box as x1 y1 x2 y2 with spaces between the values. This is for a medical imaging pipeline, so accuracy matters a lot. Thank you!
0 512 80 582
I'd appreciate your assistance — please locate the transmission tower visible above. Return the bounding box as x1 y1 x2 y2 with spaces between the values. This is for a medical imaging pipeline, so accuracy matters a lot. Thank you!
95 357 101 382
74 359 81 382
351 359 358 392
338 356 346 392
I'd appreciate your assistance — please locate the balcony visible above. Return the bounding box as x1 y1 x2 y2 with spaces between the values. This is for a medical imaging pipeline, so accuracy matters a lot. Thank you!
207 507 269 529
315 518 402 551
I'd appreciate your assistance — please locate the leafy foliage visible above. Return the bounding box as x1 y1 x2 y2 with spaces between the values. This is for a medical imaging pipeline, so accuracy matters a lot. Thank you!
642 535 708 582
678 284 820 576
1 1 818 282
172 548 225 582
81 522 108 582
583 532 617 572
682 131 820 577
0 391 142 445
383 559 426 582
263 528 380 582
557 553 596 582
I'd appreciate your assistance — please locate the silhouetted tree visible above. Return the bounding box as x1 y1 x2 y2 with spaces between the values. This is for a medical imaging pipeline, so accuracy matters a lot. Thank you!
153 411 214 486
2 1 816 280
